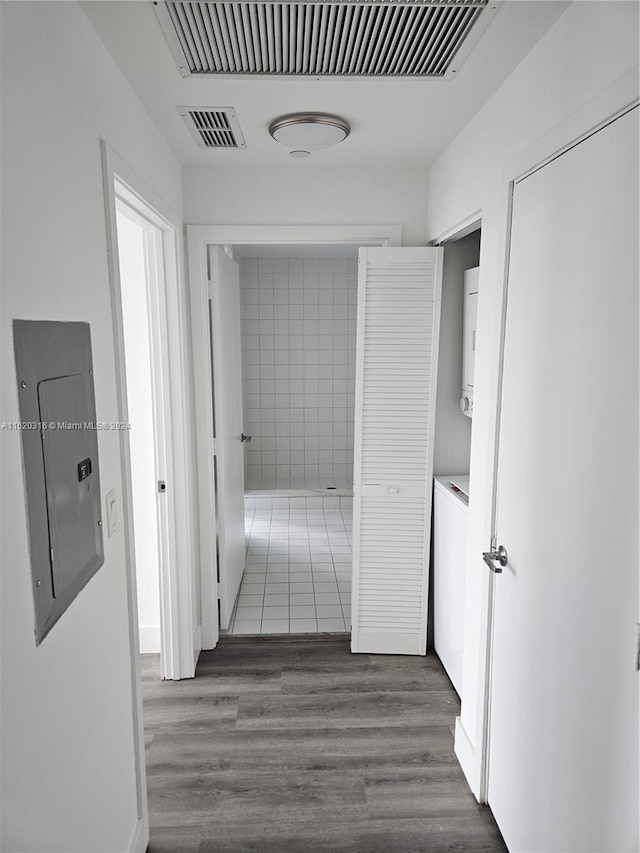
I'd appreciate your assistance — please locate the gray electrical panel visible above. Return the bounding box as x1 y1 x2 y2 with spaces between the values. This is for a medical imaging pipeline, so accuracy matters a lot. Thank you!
13 320 104 644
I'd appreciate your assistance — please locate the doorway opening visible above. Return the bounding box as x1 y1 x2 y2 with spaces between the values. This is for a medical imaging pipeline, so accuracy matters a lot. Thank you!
187 226 410 648
230 243 362 636
430 222 482 695
115 202 165 658
188 226 400 648
212 242 372 637
205 237 446 644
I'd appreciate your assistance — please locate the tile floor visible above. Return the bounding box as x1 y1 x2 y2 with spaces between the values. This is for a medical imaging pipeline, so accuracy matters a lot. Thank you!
225 506 353 635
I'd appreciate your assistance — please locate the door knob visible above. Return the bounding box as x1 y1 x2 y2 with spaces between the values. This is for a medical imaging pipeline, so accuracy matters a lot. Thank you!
482 545 508 573
241 433 252 443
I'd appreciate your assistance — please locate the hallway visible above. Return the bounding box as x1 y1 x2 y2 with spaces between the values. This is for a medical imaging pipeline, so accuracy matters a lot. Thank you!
142 636 507 852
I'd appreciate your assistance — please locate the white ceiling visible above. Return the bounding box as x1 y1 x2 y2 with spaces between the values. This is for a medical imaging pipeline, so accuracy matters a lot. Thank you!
82 0 569 170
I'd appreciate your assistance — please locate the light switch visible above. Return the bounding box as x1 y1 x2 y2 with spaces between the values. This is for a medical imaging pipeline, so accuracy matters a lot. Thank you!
106 489 117 537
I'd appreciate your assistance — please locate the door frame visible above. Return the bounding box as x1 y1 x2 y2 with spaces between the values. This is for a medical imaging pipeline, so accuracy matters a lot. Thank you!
429 72 639 804
102 142 197 689
187 224 402 649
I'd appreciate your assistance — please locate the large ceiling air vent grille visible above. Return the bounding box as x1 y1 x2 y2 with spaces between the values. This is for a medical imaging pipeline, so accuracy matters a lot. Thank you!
178 106 247 147
153 0 497 79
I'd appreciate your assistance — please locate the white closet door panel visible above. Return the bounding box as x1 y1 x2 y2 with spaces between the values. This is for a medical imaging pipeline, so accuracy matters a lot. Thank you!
352 248 443 655
487 108 639 852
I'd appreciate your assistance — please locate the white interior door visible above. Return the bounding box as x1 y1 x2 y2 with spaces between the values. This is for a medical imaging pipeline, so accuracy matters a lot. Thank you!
351 247 442 655
487 107 639 852
209 247 246 629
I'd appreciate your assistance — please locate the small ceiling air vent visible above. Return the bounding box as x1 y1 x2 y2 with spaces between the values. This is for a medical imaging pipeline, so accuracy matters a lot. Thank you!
154 0 499 80
178 106 247 148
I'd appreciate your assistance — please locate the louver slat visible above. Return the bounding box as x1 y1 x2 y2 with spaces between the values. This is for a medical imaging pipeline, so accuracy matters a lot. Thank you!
156 0 490 78
351 248 442 655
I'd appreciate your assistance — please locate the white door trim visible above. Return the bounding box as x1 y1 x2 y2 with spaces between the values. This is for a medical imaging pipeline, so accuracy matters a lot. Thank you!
187 223 403 650
187 223 403 249
101 141 199 693
102 144 197 683
448 69 640 803
430 210 482 247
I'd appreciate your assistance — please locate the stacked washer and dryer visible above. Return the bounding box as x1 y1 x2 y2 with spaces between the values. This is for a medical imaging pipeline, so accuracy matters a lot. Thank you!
432 266 478 697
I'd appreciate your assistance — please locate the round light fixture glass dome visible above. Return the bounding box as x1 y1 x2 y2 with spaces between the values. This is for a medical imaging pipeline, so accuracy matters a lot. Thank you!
269 113 350 156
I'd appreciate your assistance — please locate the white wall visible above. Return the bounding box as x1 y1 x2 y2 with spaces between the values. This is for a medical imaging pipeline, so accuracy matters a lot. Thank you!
240 255 357 489
117 212 162 654
184 166 429 247
427 0 639 797
0 3 183 851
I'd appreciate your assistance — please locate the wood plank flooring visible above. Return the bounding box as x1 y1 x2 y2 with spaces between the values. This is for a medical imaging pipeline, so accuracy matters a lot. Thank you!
142 635 507 853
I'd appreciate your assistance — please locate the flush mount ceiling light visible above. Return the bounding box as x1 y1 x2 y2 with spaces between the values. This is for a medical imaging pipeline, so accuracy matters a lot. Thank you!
269 113 350 157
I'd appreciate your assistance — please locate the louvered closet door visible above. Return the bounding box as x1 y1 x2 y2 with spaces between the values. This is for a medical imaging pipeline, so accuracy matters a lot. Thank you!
351 248 443 655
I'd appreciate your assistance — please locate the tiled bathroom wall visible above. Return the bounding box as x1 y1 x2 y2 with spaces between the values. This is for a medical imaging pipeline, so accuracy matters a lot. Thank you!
239 256 357 490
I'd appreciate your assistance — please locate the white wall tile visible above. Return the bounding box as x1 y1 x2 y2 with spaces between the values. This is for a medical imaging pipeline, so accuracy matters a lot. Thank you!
243 305 259 320
240 255 356 486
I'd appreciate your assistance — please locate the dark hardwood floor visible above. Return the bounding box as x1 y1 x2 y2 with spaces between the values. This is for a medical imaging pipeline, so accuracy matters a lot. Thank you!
141 635 507 853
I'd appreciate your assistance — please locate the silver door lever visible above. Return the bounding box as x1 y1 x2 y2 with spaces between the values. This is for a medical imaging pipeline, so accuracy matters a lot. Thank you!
482 545 508 573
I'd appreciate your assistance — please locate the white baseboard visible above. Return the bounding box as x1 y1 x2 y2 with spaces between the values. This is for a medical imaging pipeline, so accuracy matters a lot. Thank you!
127 816 148 853
138 625 161 654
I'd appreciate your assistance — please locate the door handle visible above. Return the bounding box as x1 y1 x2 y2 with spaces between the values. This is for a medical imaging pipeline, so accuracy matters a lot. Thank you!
482 545 508 574
241 433 252 443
